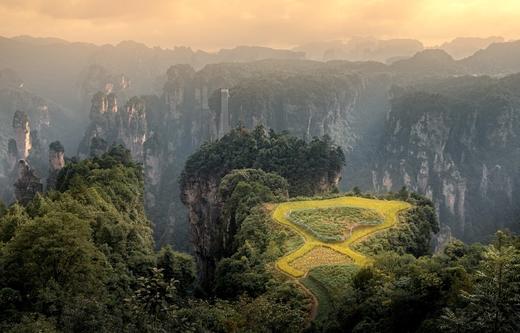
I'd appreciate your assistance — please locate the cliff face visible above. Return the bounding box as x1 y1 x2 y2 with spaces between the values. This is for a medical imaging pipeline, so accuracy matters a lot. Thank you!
181 174 221 287
12 110 31 160
160 61 387 157
47 141 65 190
140 61 389 250
76 61 520 255
373 77 520 241
78 92 147 161
0 72 76 185
1 108 55 203
225 74 362 150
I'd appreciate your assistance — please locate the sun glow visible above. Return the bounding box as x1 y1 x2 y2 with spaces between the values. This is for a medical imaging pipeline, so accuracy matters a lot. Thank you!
0 0 519 49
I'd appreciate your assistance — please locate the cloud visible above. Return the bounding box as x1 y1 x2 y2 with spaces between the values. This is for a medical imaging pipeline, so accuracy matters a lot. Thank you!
0 0 173 19
0 0 518 49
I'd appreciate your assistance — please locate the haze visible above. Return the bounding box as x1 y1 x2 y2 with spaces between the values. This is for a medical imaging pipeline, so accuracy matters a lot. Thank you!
1 0 519 50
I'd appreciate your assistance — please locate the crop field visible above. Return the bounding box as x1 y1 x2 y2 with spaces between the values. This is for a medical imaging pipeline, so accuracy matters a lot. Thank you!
272 196 411 278
288 206 383 242
271 196 411 320
289 246 351 272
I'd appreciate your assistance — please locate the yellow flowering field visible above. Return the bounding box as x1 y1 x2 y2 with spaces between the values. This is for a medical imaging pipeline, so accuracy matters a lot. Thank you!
289 246 351 272
272 196 411 278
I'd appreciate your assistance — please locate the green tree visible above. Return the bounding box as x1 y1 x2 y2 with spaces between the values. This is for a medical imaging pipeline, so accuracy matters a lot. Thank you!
441 232 520 333
0 213 108 325
157 246 196 296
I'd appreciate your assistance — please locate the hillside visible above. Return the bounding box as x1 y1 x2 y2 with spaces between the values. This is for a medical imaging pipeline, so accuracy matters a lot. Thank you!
269 193 436 321
1 128 519 332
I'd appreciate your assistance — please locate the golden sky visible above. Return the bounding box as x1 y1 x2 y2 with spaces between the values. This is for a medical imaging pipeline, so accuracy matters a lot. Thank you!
0 0 519 50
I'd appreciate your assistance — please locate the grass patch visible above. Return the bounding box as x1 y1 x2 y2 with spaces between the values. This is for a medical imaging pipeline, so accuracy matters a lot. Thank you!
289 246 350 272
283 230 305 254
288 206 383 242
307 264 359 300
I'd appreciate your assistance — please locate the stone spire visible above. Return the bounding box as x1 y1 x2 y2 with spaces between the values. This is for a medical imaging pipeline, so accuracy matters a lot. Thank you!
12 110 31 160
47 141 65 191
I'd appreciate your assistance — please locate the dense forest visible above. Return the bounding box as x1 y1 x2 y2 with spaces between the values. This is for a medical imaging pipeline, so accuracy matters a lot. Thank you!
1 129 518 332
0 146 309 332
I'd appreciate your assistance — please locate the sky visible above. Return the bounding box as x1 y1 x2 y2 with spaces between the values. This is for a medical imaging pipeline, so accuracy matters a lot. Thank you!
0 0 519 50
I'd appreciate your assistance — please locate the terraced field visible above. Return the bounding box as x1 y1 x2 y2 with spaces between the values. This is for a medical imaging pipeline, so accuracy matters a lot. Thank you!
271 196 411 319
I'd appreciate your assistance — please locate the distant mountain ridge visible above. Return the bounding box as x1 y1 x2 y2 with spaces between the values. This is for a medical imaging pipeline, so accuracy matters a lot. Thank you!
438 36 505 59
293 36 508 63
0 36 304 111
2 34 519 114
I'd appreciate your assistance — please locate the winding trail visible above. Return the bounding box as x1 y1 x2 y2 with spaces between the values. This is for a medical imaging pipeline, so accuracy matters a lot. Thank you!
271 196 411 320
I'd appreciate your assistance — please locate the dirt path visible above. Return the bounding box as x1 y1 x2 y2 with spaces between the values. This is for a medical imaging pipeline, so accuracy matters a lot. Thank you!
275 261 318 321
271 196 411 321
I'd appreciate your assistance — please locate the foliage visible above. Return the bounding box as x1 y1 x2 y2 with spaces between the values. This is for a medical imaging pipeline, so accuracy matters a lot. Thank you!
0 144 315 332
439 231 520 333
181 285 309 333
307 264 359 300
0 147 188 332
352 193 439 257
315 232 520 333
181 125 345 197
156 246 196 296
212 205 310 331
215 206 300 297
302 264 359 323
219 168 289 255
289 207 383 242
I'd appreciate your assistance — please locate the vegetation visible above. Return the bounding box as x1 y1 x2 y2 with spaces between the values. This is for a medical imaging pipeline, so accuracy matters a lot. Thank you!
1 122 519 332
273 196 412 278
302 264 359 322
289 206 383 242
314 232 520 333
0 147 310 332
352 192 439 257
307 264 359 300
270 192 444 330
290 247 351 272
1 147 159 331
181 125 345 197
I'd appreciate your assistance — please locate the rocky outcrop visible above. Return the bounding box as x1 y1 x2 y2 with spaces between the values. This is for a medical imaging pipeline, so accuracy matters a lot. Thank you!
181 174 222 289
143 61 387 250
2 108 54 203
78 92 147 161
118 97 147 161
47 141 65 190
14 160 43 205
373 76 520 241
12 110 31 160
